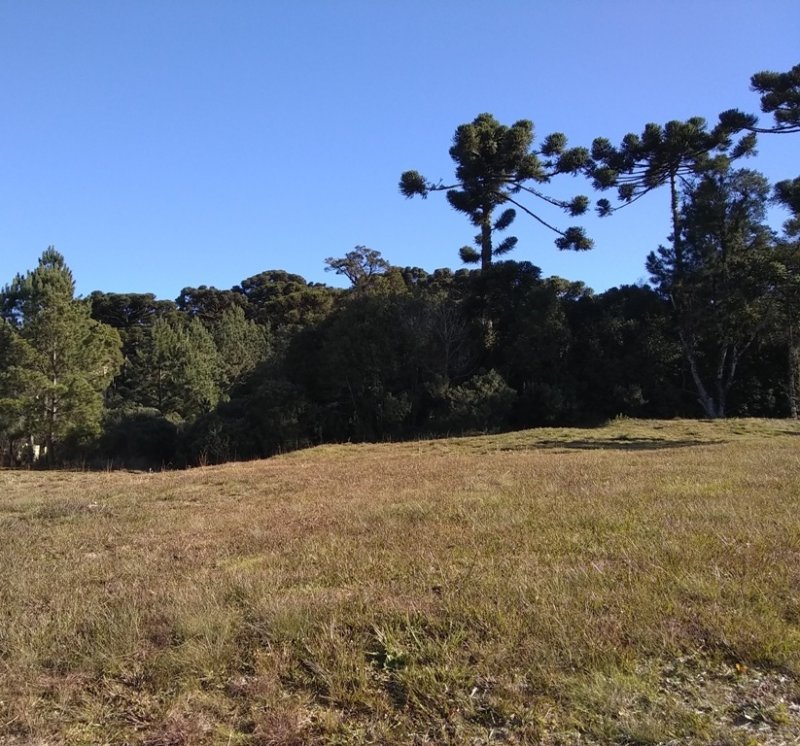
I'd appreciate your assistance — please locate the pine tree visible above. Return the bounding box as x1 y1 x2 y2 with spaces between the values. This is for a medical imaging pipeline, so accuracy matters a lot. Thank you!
134 316 221 420
212 306 271 390
400 113 592 271
646 170 777 418
0 249 122 462
719 63 800 135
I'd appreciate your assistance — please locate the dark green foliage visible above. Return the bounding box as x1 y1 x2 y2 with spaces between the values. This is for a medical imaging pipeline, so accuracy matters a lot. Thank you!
132 316 221 421
211 306 271 390
588 117 757 280
185 378 311 464
769 240 800 417
1 246 77 326
413 291 477 385
1 250 123 463
472 262 575 422
401 113 591 270
89 292 178 408
324 246 391 290
775 177 800 237
176 285 248 325
434 369 516 433
3 244 793 465
566 285 684 419
719 62 800 134
97 407 180 469
89 291 176 330
288 289 424 441
751 63 800 133
233 270 340 351
0 321 26 464
647 169 779 417
588 118 756 249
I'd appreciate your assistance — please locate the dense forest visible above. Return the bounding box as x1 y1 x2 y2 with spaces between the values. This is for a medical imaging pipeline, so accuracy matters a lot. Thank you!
1 64 799 468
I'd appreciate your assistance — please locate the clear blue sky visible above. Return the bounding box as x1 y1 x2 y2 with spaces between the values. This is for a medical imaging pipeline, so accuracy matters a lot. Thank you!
1 1 798 299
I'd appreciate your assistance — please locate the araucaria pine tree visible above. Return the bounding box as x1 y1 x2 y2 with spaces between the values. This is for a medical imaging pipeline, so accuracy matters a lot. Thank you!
400 113 593 272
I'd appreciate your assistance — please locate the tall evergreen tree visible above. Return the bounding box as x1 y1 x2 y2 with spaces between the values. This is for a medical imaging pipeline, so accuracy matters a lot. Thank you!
1 247 77 325
646 169 778 418
588 118 756 280
770 240 800 418
212 306 271 391
89 291 177 409
0 249 122 462
133 316 221 420
0 321 26 463
768 182 800 417
400 113 592 271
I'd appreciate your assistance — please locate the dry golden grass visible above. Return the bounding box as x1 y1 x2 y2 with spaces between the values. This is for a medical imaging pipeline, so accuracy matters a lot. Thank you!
1 418 799 745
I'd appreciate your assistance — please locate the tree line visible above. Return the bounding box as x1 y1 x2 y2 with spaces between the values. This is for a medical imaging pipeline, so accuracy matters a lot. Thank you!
1 63 798 468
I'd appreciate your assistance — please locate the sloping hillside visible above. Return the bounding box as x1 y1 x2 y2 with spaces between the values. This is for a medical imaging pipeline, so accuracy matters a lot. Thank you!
1 419 799 744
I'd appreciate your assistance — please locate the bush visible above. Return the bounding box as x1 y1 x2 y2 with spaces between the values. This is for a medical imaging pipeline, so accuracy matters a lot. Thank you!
436 370 516 433
98 408 180 469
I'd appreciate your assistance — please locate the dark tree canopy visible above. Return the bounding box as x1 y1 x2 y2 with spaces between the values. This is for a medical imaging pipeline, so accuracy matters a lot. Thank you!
400 113 592 271
233 270 339 332
752 63 800 132
720 62 800 134
589 119 745 206
176 285 248 325
1 246 76 326
647 168 777 418
5 68 800 468
324 246 390 290
775 177 800 237
588 117 756 277
89 292 176 330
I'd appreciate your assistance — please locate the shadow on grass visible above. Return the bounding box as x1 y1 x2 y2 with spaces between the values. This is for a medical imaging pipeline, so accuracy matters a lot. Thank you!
521 436 727 452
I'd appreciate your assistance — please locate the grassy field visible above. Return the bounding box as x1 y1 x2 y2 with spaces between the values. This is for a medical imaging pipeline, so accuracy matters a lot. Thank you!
1 419 799 745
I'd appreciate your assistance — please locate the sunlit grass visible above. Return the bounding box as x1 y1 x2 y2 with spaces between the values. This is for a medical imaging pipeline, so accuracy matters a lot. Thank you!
1 419 799 744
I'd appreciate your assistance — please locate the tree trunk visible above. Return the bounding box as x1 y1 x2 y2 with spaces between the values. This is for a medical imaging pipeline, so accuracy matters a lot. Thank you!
669 172 683 278
680 330 721 418
788 323 800 419
714 347 729 419
480 215 493 272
